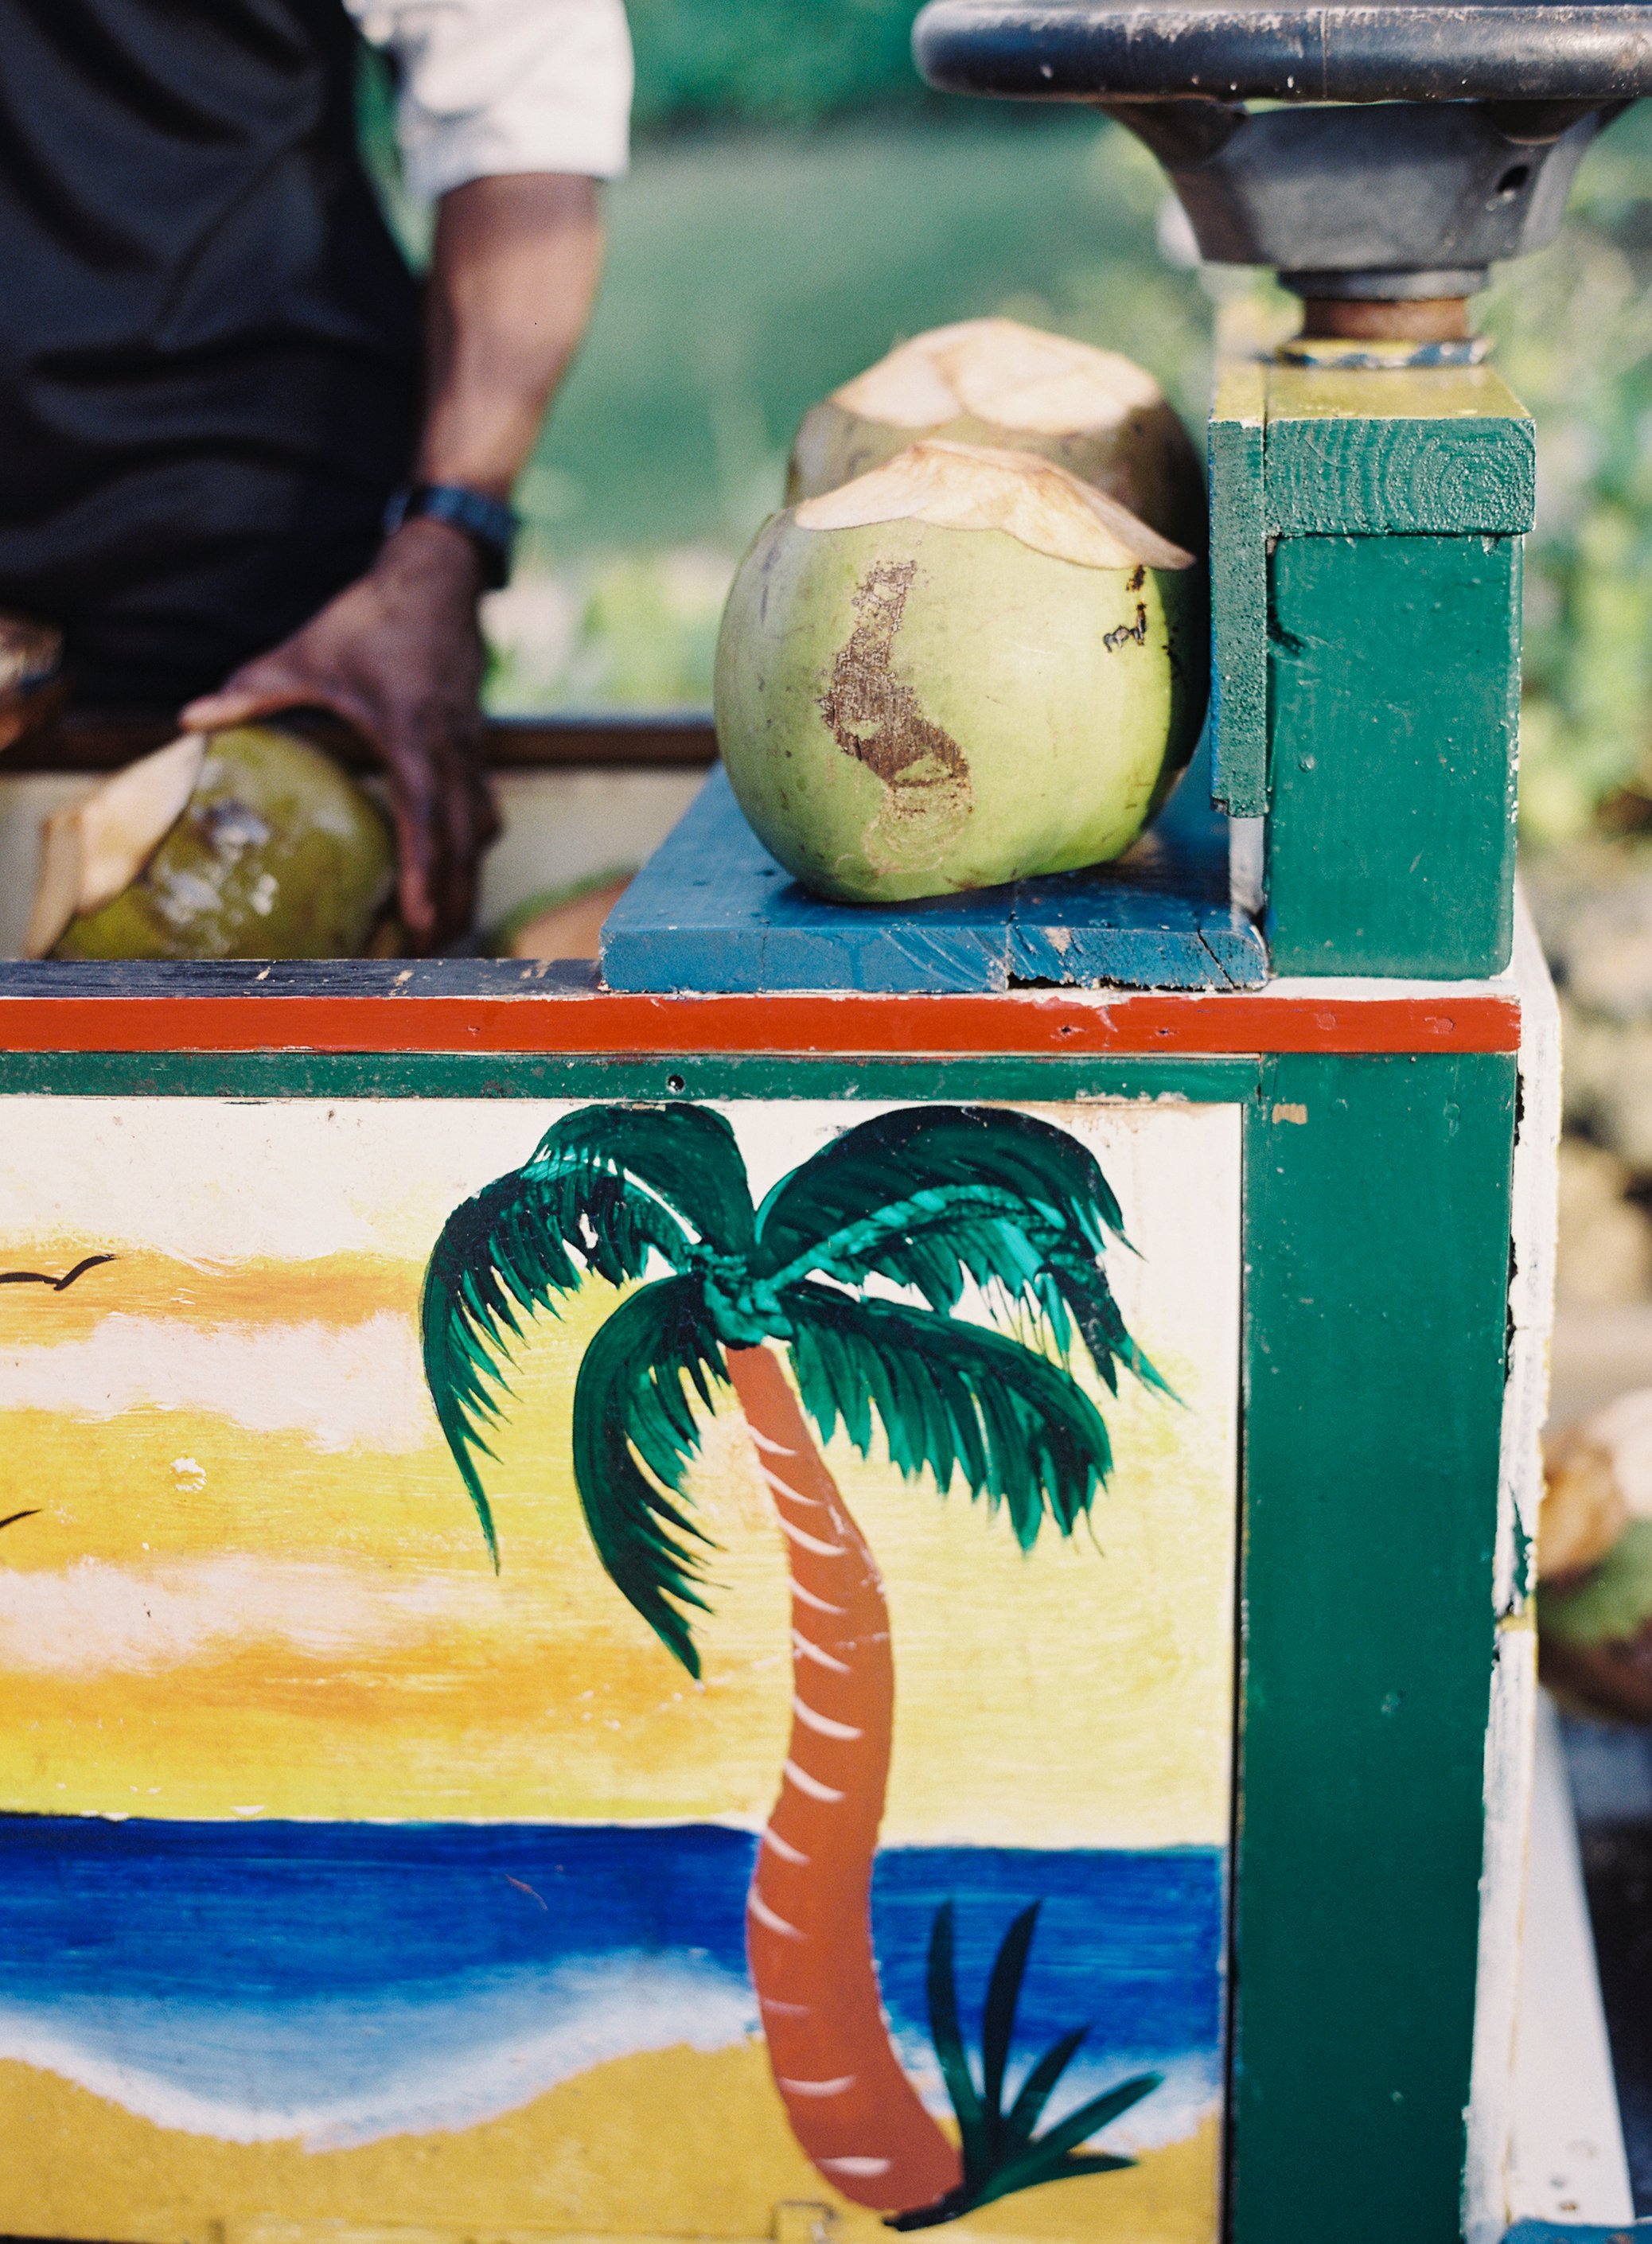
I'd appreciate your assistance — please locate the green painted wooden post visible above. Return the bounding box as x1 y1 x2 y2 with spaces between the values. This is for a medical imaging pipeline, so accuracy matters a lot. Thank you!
1233 1051 1518 2244
1235 365 1534 979
1268 533 1522 975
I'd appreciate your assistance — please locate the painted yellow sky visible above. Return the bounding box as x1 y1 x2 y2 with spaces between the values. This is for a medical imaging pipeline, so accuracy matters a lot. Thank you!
0 1097 1239 1848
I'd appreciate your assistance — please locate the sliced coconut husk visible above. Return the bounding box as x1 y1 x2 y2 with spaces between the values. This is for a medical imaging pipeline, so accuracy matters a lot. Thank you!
793 440 1195 573
1537 1389 1652 1721
1541 1426 1629 1583
789 319 1205 551
51 727 394 962
0 615 64 754
25 732 205 958
833 318 1164 434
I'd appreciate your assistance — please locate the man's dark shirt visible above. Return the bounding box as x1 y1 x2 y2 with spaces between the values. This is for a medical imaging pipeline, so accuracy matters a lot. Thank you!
0 0 422 702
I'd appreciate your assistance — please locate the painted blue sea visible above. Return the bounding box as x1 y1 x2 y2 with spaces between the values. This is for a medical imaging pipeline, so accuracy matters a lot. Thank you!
0 1818 1225 2151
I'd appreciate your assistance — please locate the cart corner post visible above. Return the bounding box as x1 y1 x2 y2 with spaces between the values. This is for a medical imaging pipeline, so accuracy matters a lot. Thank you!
1233 364 1533 979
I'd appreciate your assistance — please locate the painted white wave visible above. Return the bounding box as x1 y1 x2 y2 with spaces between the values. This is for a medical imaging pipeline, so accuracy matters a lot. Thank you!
0 1952 1216 2158
0 1310 429 1451
0 1555 498 1677
0 1956 758 2149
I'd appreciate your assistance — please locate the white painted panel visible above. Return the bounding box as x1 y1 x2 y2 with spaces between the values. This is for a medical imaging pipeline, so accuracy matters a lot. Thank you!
1466 1617 1539 2244
0 1093 1239 2241
1505 1692 1634 2228
1466 892 1560 2243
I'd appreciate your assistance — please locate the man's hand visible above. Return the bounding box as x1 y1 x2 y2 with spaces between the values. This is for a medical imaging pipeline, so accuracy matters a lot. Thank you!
182 518 499 951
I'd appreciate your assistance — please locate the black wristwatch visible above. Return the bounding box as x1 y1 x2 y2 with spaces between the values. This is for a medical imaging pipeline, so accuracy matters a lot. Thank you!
383 482 519 590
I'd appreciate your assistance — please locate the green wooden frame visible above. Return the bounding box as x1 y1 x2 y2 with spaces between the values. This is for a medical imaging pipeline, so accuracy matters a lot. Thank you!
0 1039 1517 2242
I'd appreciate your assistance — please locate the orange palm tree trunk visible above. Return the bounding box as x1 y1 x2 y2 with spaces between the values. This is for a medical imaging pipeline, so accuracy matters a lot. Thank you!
725 1343 962 2217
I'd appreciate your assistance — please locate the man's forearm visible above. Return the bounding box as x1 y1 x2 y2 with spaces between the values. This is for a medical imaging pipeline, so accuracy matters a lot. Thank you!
417 171 605 501
180 170 602 947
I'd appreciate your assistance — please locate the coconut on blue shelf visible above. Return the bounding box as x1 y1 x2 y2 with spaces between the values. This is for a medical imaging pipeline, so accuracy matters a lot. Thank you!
715 438 1208 906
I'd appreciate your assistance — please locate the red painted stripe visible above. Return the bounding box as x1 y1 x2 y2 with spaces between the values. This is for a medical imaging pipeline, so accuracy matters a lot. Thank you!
0 989 1522 1057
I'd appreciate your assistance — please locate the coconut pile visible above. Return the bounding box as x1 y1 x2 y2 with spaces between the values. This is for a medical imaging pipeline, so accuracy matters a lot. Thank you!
716 318 1208 904
1541 1387 1652 1723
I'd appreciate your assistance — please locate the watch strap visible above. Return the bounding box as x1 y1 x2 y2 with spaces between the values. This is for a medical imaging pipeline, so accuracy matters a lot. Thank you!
384 482 519 590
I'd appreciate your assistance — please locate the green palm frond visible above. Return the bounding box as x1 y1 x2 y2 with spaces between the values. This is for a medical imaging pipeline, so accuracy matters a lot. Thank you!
421 1103 752 1563
571 1273 728 1677
423 1099 1159 1661
889 1902 1162 2230
984 2071 1159 2199
783 1284 1114 1547
1002 2024 1090 2147
754 1106 1167 1400
756 1106 1124 1269
980 1903 1038 2134
1037 1235 1174 1403
423 1171 595 1564
525 1103 756 1269
923 1900 987 2175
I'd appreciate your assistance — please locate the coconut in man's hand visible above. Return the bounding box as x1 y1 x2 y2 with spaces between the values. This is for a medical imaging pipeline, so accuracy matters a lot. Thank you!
32 726 395 960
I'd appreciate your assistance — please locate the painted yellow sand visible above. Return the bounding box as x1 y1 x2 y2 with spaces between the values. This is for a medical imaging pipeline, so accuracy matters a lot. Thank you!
0 2046 1221 2244
0 1256 1232 1841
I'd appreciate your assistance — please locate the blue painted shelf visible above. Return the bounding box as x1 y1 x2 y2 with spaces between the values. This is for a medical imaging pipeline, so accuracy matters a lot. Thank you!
601 746 1266 997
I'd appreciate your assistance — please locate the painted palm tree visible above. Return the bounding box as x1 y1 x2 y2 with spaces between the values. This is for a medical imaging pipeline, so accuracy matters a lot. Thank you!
422 1101 1167 2226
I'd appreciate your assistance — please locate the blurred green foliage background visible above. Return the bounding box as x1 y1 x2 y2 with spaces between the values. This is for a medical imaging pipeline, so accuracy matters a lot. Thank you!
392 2 1652 851
1483 111 1652 847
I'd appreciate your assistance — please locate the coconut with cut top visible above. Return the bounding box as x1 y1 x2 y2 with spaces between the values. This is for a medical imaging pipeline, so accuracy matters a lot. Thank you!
787 318 1205 552
715 439 1207 906
30 724 395 960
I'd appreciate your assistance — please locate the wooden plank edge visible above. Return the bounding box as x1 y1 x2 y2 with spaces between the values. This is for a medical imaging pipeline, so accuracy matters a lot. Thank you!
0 989 1523 1056
1209 361 1268 819
1262 417 1537 538
1264 363 1533 425
603 928 1270 998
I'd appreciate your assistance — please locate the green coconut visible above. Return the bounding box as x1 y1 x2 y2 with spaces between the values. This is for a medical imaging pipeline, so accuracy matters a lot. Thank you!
715 438 1207 905
33 725 394 960
787 317 1206 554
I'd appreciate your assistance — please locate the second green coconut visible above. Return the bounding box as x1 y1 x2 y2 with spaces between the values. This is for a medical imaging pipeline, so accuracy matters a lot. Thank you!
715 439 1208 904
